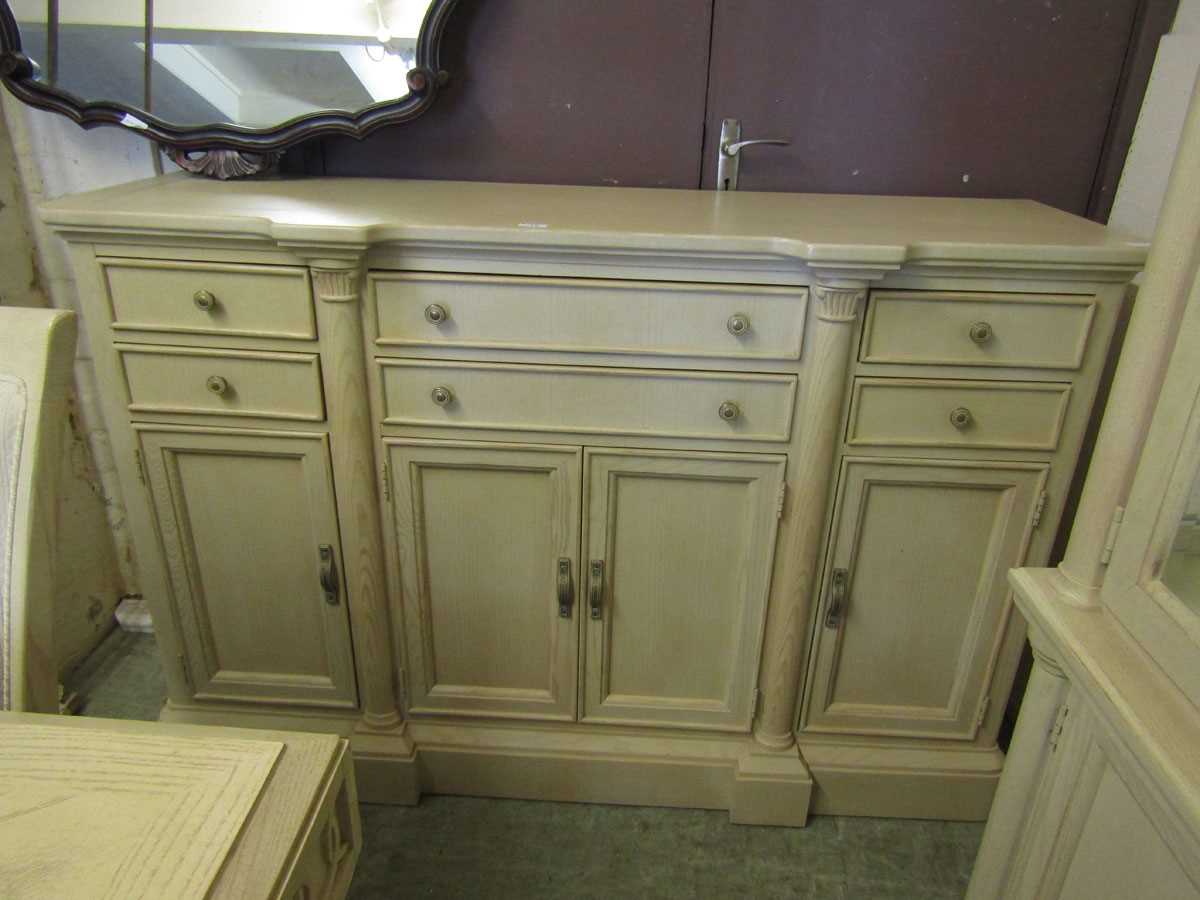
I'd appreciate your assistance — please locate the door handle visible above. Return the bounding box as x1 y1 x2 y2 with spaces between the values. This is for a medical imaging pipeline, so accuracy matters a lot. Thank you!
557 558 574 618
823 568 849 629
319 544 340 606
717 118 791 191
589 560 605 620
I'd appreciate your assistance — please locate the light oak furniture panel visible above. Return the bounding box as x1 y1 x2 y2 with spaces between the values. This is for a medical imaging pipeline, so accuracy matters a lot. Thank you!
0 712 360 900
0 720 280 900
581 449 786 731
861 290 1096 369
39 174 1145 827
119 345 326 422
847 378 1071 451
103 258 316 340
138 428 358 709
804 458 1047 740
379 359 797 442
371 272 808 359
386 440 581 721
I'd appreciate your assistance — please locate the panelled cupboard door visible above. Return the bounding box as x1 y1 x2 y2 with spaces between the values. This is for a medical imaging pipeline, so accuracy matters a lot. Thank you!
804 458 1047 740
387 440 581 721
582 449 786 731
137 428 358 709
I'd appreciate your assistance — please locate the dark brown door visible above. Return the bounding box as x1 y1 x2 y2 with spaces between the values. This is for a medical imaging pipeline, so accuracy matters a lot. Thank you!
700 0 1142 213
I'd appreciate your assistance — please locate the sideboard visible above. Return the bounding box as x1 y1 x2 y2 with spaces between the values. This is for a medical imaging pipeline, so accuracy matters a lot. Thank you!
39 176 1145 826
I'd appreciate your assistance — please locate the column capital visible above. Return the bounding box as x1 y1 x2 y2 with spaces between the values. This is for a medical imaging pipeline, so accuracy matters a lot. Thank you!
1027 622 1067 680
311 264 362 304
812 281 867 323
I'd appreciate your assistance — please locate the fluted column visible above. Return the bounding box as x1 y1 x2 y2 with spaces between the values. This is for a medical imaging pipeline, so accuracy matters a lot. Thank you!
966 625 1069 899
311 261 402 731
754 280 865 750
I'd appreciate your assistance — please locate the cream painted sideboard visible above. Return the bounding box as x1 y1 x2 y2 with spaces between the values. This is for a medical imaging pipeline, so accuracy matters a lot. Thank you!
39 176 1145 826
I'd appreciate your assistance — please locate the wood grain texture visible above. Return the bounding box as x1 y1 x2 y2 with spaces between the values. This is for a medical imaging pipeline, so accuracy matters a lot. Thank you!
312 265 402 730
0 721 280 900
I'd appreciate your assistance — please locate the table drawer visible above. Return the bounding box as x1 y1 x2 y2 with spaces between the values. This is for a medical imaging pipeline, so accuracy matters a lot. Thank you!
861 291 1096 369
102 259 316 340
371 272 808 359
379 359 797 441
119 345 325 421
847 378 1071 451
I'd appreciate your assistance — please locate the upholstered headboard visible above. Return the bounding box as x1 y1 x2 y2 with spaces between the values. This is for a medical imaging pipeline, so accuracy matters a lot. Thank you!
0 308 77 712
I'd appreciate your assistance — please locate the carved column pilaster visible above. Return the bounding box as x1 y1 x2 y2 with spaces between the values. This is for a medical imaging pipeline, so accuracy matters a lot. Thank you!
966 623 1070 898
754 281 865 750
311 262 402 732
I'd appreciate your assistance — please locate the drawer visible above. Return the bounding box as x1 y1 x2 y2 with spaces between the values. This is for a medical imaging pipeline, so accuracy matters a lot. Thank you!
861 291 1096 369
371 272 807 359
847 378 1071 451
102 259 316 340
379 359 797 441
118 345 325 421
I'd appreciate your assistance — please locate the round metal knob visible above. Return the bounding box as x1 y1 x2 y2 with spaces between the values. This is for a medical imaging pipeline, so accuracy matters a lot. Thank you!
193 290 217 312
431 385 455 407
968 321 993 345
424 304 449 325
727 313 751 337
205 375 229 396
949 407 973 430
718 401 741 422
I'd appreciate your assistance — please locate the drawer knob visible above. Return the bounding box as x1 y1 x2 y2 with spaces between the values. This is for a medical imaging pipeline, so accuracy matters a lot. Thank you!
949 407 974 430
193 290 217 312
718 401 741 422
205 375 230 396
968 321 994 344
431 385 455 407
424 304 450 325
727 313 751 336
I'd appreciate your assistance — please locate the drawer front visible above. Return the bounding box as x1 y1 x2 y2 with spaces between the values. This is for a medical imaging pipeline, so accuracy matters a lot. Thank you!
847 378 1071 450
102 259 316 340
119 346 325 421
861 291 1096 369
371 272 808 359
380 359 797 441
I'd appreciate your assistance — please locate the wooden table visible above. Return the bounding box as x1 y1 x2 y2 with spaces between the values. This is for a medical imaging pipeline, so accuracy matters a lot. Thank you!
0 713 360 900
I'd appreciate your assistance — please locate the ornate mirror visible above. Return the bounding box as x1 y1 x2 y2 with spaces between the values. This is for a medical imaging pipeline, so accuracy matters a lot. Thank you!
0 1 458 177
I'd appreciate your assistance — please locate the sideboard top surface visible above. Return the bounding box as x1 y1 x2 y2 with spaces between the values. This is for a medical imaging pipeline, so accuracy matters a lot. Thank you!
40 174 1147 273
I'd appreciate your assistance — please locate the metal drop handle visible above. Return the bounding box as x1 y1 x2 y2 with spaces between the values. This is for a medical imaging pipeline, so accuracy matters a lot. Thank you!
431 385 455 406
206 375 229 396
557 558 574 618
589 560 604 620
727 313 751 336
718 401 741 422
193 290 217 311
949 407 974 430
824 568 849 629
319 544 340 606
425 303 449 325
968 321 993 345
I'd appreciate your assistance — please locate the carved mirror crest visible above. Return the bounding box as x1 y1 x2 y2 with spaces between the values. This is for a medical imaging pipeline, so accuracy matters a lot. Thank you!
0 1 458 177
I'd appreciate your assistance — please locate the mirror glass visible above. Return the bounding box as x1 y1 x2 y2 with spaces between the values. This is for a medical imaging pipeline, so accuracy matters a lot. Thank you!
9 0 432 129
1162 456 1200 618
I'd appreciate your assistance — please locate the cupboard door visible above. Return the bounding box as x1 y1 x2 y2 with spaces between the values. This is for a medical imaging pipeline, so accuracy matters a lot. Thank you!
804 458 1047 740
387 440 581 721
138 428 358 709
582 449 786 731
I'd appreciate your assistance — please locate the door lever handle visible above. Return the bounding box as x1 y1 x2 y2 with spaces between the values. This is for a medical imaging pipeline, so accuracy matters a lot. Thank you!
716 118 791 191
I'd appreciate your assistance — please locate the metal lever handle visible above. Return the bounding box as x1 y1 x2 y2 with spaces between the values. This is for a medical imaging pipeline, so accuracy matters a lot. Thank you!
319 544 340 606
721 138 791 157
589 560 604 620
557 558 573 618
824 568 848 629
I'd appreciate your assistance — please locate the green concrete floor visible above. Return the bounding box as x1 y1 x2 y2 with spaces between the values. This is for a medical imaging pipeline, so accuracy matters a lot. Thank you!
69 628 984 899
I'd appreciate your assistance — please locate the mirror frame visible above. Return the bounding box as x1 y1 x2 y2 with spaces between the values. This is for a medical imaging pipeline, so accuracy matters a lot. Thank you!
0 0 459 152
